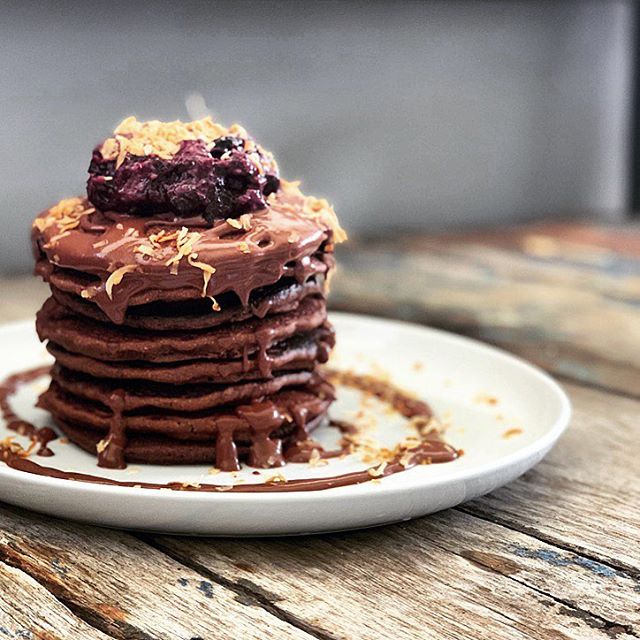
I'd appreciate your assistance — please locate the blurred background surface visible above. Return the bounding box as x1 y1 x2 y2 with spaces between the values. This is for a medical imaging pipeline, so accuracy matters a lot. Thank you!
0 0 635 273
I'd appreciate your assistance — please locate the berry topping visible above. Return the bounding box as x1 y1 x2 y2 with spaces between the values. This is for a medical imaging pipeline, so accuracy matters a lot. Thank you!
210 136 245 158
86 117 280 223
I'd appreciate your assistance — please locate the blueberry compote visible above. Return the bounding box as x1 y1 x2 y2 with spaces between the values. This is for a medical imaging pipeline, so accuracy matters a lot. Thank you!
87 137 280 223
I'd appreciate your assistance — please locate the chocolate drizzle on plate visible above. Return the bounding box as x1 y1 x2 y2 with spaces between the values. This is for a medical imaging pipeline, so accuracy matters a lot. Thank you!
0 366 56 457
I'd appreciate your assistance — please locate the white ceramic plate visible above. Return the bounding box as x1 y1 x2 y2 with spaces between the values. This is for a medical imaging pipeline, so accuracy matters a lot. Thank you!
0 314 570 535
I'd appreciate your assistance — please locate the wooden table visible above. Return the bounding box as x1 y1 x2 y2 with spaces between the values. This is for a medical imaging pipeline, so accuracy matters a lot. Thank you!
1 222 638 640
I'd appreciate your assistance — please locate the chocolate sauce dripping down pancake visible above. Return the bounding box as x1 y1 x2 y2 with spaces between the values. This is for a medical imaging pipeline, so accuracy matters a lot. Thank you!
31 116 346 470
49 278 326 331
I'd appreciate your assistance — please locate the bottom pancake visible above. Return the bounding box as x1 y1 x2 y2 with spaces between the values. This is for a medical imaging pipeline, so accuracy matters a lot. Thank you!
53 413 326 467
40 370 334 469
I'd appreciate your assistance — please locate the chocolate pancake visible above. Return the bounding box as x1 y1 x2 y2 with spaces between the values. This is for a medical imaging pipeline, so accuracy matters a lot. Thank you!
40 381 331 440
32 186 341 325
31 116 346 470
37 295 328 363
49 277 326 331
36 251 332 324
51 364 320 412
54 413 326 466
46 325 334 384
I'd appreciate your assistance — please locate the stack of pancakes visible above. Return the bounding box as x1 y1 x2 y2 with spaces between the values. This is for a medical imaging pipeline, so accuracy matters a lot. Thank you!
32 117 345 470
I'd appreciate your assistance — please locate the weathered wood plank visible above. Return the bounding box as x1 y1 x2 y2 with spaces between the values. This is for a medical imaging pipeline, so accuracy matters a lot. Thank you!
0 561 113 639
462 380 640 573
0 506 316 640
151 507 638 640
332 224 640 396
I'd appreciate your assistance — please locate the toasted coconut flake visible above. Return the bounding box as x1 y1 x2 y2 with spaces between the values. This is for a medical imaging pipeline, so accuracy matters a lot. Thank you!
187 253 216 296
288 232 300 244
134 244 155 257
165 227 202 273
208 296 221 312
226 217 243 229
98 116 257 162
239 214 252 230
280 181 347 244
80 288 95 299
308 448 329 467
96 438 109 454
474 393 499 406
105 264 138 299
238 241 251 254
368 461 388 478
101 137 119 159
399 451 414 468
35 197 96 240
265 472 288 484
502 428 523 439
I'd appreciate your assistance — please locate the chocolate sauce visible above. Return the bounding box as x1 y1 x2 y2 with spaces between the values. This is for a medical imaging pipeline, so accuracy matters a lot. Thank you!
237 402 285 468
215 419 241 472
0 365 56 456
96 391 127 469
0 368 459 492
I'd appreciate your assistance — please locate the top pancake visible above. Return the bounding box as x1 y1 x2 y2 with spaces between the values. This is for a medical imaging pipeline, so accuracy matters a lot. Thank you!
32 181 344 323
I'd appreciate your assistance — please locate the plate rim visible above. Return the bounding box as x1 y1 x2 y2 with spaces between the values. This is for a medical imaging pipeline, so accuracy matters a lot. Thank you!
0 314 572 504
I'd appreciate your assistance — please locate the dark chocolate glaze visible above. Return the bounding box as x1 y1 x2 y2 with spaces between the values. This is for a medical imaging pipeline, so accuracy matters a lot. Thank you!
32 182 342 324
1 368 459 492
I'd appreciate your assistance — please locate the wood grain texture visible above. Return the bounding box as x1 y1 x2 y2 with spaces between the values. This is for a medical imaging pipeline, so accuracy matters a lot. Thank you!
0 561 114 639
151 510 639 640
331 223 640 396
0 506 316 640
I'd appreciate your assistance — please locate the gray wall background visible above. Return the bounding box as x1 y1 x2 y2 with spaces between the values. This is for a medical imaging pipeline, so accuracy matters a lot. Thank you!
0 0 634 273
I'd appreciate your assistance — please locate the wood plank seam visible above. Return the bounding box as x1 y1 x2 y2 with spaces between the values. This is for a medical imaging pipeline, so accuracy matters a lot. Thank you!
0 557 119 640
139 535 340 640
395 518 640 638
459 546 638 638
456 506 640 579
0 504 319 640
1 550 156 640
